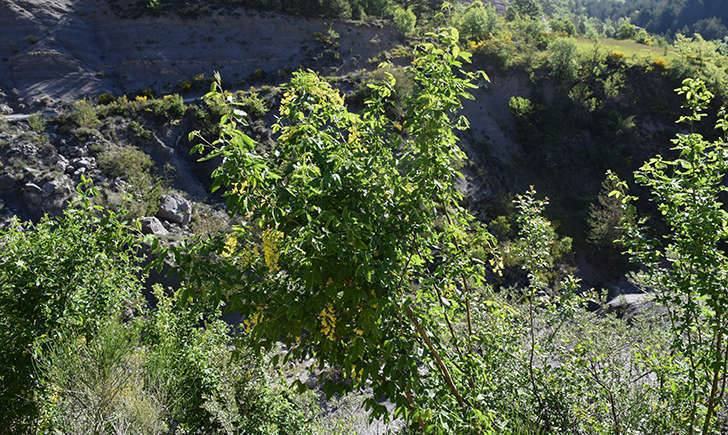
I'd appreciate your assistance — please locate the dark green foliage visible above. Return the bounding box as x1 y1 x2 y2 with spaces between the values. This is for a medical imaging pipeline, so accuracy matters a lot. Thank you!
507 0 542 20
553 0 728 39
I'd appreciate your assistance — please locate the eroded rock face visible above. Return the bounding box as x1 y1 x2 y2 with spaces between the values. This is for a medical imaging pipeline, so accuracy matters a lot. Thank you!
156 193 191 225
0 0 397 105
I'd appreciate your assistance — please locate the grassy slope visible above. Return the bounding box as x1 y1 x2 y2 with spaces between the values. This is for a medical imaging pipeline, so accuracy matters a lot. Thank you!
572 37 680 64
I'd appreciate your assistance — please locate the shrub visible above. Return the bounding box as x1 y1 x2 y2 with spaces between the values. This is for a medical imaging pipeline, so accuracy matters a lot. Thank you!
128 120 153 141
508 95 534 118
66 99 101 130
549 18 575 36
616 78 728 432
97 146 161 217
0 187 145 431
98 146 154 179
144 94 186 120
607 50 626 63
36 320 166 434
237 88 268 118
144 286 316 433
634 28 651 45
97 93 115 105
547 38 578 81
27 114 46 133
652 57 668 69
506 0 541 20
615 19 637 40
455 1 499 41
391 6 416 36
586 170 629 274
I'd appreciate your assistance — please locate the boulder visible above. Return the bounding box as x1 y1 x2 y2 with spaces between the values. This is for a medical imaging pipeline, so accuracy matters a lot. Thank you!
0 173 19 193
605 293 664 319
0 104 13 115
156 193 192 225
42 179 72 198
140 216 168 235
22 182 43 207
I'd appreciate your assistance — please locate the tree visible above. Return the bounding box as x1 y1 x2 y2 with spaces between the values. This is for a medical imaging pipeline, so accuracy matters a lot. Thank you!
587 170 628 267
175 28 505 431
392 5 417 35
506 0 541 20
455 0 499 41
617 78 728 433
547 38 579 82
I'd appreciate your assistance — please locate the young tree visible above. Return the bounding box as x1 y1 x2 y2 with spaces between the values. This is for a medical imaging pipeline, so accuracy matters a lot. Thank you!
173 28 504 431
616 78 728 433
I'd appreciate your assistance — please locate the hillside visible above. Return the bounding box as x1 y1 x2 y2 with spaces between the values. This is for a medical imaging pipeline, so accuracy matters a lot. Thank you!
4 0 728 433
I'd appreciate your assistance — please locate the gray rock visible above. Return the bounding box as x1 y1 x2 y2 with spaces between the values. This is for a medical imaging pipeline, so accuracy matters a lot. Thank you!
605 293 664 319
55 160 68 173
42 179 71 198
140 216 168 235
156 193 192 225
0 104 13 115
72 157 94 169
22 182 43 206
0 173 18 192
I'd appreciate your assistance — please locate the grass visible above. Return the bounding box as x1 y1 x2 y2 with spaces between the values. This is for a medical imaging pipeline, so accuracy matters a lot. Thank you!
572 37 680 65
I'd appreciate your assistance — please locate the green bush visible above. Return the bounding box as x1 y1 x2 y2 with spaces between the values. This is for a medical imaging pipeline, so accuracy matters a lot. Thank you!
615 19 637 40
98 146 154 179
455 1 499 41
508 95 534 118
0 188 145 431
97 146 162 217
547 38 578 81
144 94 186 120
237 88 269 118
27 114 46 133
549 18 575 36
59 99 101 137
391 6 416 36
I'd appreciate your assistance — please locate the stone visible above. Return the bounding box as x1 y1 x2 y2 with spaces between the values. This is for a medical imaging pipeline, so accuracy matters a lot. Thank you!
22 182 43 206
0 104 13 115
140 216 168 235
605 293 664 319
42 179 71 198
0 173 18 192
156 193 192 225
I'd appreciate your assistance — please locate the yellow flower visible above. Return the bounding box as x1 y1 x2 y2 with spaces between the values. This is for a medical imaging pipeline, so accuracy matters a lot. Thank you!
135 95 148 102
262 229 283 272
222 236 237 258
319 303 336 340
